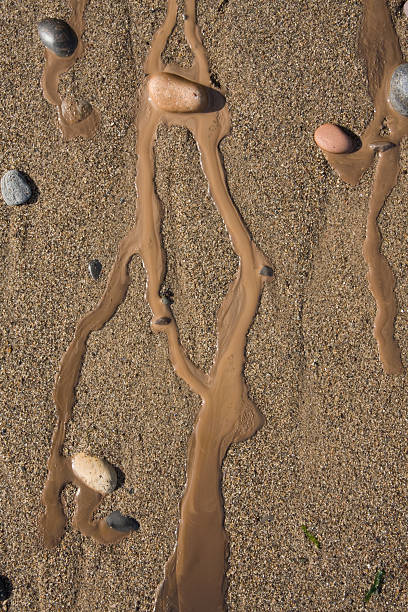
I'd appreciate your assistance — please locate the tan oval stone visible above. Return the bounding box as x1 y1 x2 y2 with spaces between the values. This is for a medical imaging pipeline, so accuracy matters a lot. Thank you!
72 453 117 495
148 72 208 113
61 96 93 123
314 123 354 154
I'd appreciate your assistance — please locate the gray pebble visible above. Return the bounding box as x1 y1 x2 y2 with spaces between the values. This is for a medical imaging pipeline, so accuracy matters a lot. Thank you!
106 511 139 533
369 141 395 153
1 170 32 206
155 317 171 325
38 18 78 58
389 63 408 116
260 265 273 277
88 259 102 280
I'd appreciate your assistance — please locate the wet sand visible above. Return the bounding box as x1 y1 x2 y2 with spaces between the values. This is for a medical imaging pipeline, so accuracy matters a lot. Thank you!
1 0 408 610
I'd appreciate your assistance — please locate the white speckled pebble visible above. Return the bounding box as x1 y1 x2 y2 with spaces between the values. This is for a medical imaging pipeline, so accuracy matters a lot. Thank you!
72 453 117 495
1 170 32 206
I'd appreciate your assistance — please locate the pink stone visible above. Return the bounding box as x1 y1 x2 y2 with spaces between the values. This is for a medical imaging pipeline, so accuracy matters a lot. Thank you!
147 72 208 113
314 123 354 154
404 1 408 17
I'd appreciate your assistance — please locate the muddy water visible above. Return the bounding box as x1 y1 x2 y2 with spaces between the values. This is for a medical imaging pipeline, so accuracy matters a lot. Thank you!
40 0 272 609
321 0 408 374
40 0 99 139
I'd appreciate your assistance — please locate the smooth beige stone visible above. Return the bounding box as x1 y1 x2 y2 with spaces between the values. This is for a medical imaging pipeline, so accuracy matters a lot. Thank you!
314 123 354 154
72 453 117 495
148 72 208 113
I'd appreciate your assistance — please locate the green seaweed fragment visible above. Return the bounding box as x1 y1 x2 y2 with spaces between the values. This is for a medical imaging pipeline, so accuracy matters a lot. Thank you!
301 525 321 549
364 569 385 603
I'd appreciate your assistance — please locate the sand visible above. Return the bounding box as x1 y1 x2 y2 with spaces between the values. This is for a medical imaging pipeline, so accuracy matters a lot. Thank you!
1 0 408 609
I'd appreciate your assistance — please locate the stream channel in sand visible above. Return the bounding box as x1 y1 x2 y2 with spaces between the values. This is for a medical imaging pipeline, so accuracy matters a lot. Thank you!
39 0 272 610
38 0 408 609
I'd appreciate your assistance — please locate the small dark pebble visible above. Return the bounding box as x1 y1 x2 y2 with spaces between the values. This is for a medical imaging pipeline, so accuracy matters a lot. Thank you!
88 259 102 280
38 18 78 58
260 265 273 277
106 511 139 533
0 575 12 601
155 317 171 325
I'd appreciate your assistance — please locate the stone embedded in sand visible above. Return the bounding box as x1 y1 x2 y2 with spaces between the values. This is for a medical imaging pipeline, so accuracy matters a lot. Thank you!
404 1 408 18
154 317 172 325
148 73 209 113
389 64 408 116
88 259 102 280
260 265 273 277
61 96 93 123
369 141 395 153
1 170 32 206
314 123 355 154
106 510 140 533
38 18 78 58
71 453 117 495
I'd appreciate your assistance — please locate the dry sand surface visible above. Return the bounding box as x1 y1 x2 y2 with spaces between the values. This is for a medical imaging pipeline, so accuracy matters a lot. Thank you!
1 0 408 609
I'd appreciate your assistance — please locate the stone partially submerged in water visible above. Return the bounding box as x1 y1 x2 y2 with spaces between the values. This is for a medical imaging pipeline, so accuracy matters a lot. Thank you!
389 63 408 116
314 123 355 154
38 18 78 58
61 96 93 123
72 453 117 495
148 72 224 113
106 510 139 533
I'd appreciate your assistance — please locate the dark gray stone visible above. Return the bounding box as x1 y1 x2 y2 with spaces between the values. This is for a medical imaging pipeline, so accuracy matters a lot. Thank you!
38 18 78 58
88 259 102 280
260 265 273 277
106 511 139 533
389 63 408 116
155 317 171 325
0 575 11 601
1 170 32 206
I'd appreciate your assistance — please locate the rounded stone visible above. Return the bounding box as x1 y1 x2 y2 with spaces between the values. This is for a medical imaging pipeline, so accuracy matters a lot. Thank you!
155 317 171 325
148 72 208 113
72 453 117 495
61 96 93 123
1 170 32 206
389 63 408 116
38 18 78 58
314 123 354 154
0 575 11 602
88 259 102 280
403 1 408 17
260 265 273 277
106 510 140 533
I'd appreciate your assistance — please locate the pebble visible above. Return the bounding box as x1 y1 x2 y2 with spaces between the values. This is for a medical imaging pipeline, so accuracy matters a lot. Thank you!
155 317 171 325
260 265 273 277
314 123 355 154
369 141 395 153
404 1 408 17
61 96 93 123
106 510 140 533
389 64 408 116
88 259 102 280
71 453 117 495
38 18 78 58
0 575 11 601
148 73 209 113
1 170 32 206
